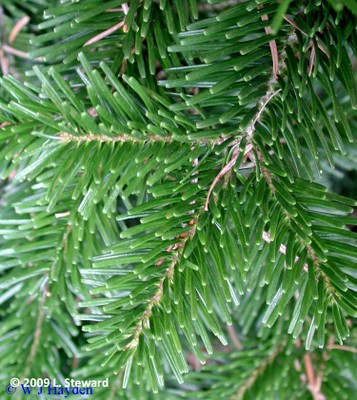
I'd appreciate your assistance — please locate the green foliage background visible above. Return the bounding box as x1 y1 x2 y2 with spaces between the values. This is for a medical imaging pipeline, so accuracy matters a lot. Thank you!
0 1 356 399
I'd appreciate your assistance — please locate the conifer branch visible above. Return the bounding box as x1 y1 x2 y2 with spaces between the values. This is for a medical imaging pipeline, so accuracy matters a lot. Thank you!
109 371 123 400
230 345 284 400
22 284 48 378
204 16 296 210
20 220 73 377
58 131 227 145
122 261 176 351
257 151 335 295
1 1 356 395
244 25 336 295
204 83 282 211
123 217 199 351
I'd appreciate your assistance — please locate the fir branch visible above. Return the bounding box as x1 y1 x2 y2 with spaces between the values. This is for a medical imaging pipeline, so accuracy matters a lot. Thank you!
59 131 173 143
257 151 336 299
1 1 356 395
109 371 123 400
204 83 282 210
204 15 297 210
58 131 227 145
243 22 337 299
22 283 48 378
123 261 176 350
230 345 284 400
122 217 199 351
20 219 73 376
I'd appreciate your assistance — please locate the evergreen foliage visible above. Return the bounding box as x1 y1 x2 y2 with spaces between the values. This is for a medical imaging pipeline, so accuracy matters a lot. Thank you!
0 0 356 398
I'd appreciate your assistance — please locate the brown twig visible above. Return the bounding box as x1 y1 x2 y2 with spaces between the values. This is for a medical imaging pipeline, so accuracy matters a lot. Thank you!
284 15 308 36
317 43 329 59
84 3 130 46
308 42 316 76
0 48 9 75
250 89 282 134
303 353 326 400
258 6 279 80
327 344 357 354
121 3 130 33
283 15 329 73
204 64 282 212
9 15 30 44
227 325 243 351
204 143 253 211
2 44 43 61
83 20 125 47
2 44 28 59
